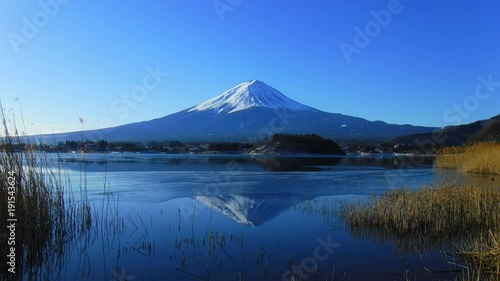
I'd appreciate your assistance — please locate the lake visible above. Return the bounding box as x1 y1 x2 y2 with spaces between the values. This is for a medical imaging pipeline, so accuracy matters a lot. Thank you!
37 153 495 281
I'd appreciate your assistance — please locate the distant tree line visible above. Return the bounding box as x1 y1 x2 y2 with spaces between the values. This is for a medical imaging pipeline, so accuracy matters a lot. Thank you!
2 133 445 155
0 139 252 153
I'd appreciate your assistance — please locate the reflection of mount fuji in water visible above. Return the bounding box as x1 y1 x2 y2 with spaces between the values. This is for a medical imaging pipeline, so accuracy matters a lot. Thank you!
60 154 449 226
196 193 313 226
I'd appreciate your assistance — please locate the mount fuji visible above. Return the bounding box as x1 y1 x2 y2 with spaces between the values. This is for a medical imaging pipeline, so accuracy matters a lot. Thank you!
45 80 436 143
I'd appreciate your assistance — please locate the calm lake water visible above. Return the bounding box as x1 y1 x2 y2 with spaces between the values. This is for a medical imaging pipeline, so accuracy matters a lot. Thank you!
40 153 496 281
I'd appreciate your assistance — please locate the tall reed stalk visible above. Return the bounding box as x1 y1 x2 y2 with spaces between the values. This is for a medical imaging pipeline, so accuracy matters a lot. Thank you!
0 107 92 280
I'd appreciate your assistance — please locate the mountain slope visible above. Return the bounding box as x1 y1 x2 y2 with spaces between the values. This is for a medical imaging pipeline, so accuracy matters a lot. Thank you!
392 114 500 146
40 80 437 143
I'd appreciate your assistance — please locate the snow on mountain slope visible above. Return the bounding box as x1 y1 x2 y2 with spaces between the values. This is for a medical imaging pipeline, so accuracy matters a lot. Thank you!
188 80 317 114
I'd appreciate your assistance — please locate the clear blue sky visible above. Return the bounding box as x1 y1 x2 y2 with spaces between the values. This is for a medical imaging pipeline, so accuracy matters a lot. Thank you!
1 0 499 135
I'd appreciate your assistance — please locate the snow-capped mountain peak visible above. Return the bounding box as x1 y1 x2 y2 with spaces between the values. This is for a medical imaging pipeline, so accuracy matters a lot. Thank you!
188 80 317 114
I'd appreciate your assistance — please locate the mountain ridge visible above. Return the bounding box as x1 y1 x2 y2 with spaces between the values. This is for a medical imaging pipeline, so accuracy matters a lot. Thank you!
392 114 500 147
37 80 438 143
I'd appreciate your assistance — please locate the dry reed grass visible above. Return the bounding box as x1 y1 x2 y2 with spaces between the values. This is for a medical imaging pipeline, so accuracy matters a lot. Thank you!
455 229 499 276
0 108 92 280
341 184 499 235
341 184 500 279
435 142 500 175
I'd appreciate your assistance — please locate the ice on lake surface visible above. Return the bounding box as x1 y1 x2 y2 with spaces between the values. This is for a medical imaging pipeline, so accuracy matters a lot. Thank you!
39 153 493 281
